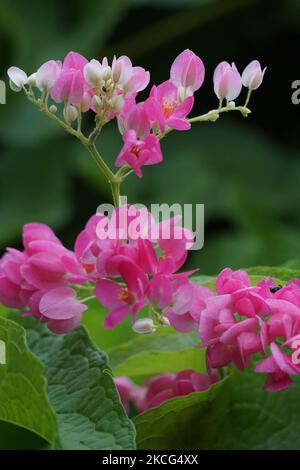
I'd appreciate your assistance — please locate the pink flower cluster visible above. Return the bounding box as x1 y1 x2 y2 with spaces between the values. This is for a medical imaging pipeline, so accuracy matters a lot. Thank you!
0 223 88 333
0 205 206 334
7 52 265 178
115 368 219 414
2 213 299 393
200 268 300 392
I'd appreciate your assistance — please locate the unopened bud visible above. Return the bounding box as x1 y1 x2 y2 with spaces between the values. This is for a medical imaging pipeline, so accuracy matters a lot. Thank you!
101 66 112 82
91 95 102 110
49 104 57 114
132 318 155 334
160 316 170 327
7 67 28 92
63 104 78 123
27 73 37 87
84 59 103 87
227 100 236 108
111 95 124 110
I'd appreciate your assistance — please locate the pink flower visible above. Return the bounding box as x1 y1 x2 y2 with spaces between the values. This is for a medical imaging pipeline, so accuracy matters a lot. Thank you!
28 286 86 334
51 51 89 105
213 61 242 101
215 267 250 295
0 248 29 308
170 49 205 97
166 283 214 332
255 342 300 392
36 60 62 92
199 295 261 371
112 55 133 86
114 377 145 414
242 60 266 90
147 80 194 132
118 99 151 139
95 259 148 328
123 66 150 97
141 369 218 411
115 129 163 177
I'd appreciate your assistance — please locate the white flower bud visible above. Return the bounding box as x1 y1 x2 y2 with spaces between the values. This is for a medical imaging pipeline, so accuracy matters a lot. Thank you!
111 95 124 111
7 66 28 91
227 101 236 108
84 59 103 86
36 60 61 92
49 105 57 114
91 95 102 110
101 66 112 82
132 318 155 334
160 316 170 327
63 104 78 123
27 73 37 87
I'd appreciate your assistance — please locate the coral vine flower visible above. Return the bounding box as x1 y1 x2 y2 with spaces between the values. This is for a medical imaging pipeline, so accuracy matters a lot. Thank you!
95 259 148 328
213 61 242 101
36 60 62 92
115 369 219 414
242 60 266 90
51 51 89 105
115 129 163 177
147 80 194 132
255 342 300 392
170 49 205 99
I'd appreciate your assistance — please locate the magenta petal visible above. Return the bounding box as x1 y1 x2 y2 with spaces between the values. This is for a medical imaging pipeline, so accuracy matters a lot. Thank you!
104 306 131 329
39 286 87 320
47 314 82 334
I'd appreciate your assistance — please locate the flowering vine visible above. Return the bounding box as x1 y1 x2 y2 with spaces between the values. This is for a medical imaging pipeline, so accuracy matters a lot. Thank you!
2 50 285 411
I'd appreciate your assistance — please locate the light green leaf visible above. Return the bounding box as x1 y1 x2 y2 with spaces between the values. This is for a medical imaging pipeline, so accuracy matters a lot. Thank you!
0 316 57 448
113 347 205 380
82 299 135 351
108 330 199 371
13 315 136 450
244 265 300 283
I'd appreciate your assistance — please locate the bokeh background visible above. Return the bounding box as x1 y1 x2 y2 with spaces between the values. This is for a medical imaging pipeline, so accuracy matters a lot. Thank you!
0 0 299 275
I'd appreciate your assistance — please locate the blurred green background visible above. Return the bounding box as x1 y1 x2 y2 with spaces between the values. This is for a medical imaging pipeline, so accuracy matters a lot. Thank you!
0 0 299 274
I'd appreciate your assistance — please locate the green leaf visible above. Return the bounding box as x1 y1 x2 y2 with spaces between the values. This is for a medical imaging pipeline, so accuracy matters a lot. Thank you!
0 316 57 448
108 330 199 371
112 346 205 380
12 314 136 450
192 370 300 450
82 299 135 351
244 265 300 283
134 376 227 450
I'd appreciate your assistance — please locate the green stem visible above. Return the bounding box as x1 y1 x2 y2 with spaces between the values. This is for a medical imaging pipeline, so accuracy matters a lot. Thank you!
85 142 115 182
244 89 252 108
110 180 121 208
158 105 251 140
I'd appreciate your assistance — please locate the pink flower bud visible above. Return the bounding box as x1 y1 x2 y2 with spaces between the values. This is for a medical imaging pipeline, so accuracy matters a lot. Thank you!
7 66 28 91
213 61 242 101
242 60 266 90
170 49 205 93
36 60 62 92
